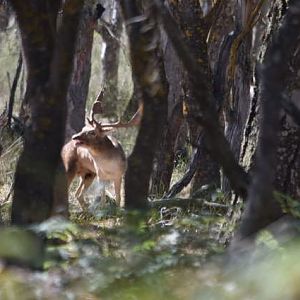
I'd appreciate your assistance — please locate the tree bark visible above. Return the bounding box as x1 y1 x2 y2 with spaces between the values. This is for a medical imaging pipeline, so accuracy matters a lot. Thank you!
150 24 185 197
65 1 98 140
169 0 221 195
220 0 284 244
221 0 254 194
236 0 300 240
99 1 123 117
121 1 168 209
11 0 83 224
154 0 249 198
151 101 183 196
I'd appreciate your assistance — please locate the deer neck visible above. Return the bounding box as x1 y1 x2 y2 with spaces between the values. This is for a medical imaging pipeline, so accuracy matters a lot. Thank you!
87 135 115 158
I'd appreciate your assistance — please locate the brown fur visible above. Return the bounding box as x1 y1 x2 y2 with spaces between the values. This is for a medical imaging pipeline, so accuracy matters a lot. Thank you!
61 101 143 210
61 127 127 209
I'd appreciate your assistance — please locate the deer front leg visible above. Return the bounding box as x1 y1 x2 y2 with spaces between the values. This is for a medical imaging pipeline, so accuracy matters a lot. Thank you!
113 177 122 207
76 174 95 210
99 182 106 208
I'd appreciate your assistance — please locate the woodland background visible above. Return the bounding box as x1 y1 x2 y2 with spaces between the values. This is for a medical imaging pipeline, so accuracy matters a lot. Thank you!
0 0 300 299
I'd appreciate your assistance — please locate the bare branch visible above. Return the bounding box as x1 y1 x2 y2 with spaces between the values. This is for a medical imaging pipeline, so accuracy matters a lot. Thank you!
7 52 22 127
150 197 228 210
165 133 204 199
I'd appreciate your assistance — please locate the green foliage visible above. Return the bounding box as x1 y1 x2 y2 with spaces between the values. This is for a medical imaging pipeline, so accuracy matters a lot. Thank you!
274 191 300 218
0 199 299 299
0 227 43 269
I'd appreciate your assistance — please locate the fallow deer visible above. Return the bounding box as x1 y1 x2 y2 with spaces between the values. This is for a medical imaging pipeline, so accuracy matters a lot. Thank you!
61 98 143 210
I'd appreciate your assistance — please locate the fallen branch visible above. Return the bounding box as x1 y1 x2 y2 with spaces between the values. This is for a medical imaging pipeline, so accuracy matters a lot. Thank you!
150 197 228 210
165 133 203 199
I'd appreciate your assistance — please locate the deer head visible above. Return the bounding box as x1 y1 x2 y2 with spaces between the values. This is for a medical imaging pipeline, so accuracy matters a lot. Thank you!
72 99 143 148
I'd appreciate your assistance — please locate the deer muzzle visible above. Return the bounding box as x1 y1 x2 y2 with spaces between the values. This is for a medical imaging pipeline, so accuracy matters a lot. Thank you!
72 133 85 145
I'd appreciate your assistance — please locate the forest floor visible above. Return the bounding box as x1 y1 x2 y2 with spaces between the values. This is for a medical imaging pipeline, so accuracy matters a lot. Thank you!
0 198 299 300
1 131 300 299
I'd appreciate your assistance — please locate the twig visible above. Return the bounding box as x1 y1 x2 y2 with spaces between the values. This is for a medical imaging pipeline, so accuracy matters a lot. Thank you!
0 137 22 161
203 200 228 209
150 197 204 209
7 52 23 127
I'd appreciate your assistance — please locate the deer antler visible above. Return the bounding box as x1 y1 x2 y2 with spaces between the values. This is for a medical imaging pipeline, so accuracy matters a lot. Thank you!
100 101 144 129
87 90 105 126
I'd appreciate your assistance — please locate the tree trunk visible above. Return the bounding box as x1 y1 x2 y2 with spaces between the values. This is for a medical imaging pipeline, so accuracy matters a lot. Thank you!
150 27 185 197
100 1 122 117
65 1 97 140
236 0 300 241
165 0 221 196
220 0 254 194
154 0 249 198
219 0 284 243
151 101 183 196
121 1 168 209
11 0 83 224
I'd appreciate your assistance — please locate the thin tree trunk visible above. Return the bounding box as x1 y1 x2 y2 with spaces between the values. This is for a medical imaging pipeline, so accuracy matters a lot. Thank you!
100 1 122 117
65 1 98 140
150 27 185 197
151 101 183 196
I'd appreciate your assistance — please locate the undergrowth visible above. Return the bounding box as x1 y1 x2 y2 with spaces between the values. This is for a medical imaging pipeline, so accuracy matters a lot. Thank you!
0 203 299 299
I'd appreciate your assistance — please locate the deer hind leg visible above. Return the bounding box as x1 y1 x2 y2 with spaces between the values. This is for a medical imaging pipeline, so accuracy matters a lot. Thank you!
76 173 95 210
99 183 106 208
113 177 122 207
94 179 109 208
